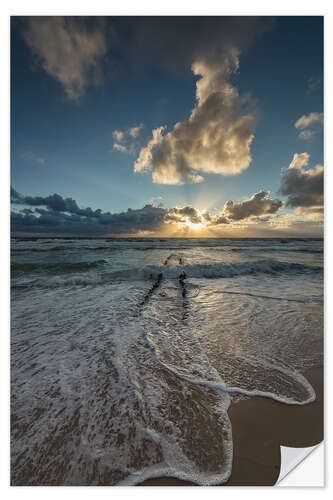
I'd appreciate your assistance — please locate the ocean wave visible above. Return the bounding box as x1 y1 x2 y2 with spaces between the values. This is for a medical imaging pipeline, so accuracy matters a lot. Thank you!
11 246 120 253
11 260 106 275
231 247 323 254
11 258 323 290
140 259 322 280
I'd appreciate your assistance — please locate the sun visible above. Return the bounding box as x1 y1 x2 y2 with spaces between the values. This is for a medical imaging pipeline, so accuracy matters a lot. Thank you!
184 217 204 231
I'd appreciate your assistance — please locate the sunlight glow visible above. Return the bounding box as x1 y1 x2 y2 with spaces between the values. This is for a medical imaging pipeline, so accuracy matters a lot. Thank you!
183 217 204 230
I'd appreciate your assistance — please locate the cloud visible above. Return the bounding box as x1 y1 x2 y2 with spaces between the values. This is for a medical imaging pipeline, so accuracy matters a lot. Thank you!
20 17 272 102
288 152 310 170
10 188 284 235
11 189 168 235
129 17 273 185
11 187 24 204
22 17 107 100
295 112 323 130
112 124 144 154
165 206 203 224
113 130 125 142
134 51 257 184
295 112 323 140
21 152 45 165
128 17 272 74
209 215 230 225
298 130 315 141
129 124 143 138
222 190 283 221
113 143 128 153
11 189 101 217
164 205 232 226
279 153 324 213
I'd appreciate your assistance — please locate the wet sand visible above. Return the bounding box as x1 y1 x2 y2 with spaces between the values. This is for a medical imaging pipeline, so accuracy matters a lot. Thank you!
138 366 323 486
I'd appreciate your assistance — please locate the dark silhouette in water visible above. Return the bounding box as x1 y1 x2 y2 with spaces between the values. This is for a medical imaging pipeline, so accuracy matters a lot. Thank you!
179 271 187 298
140 254 189 320
163 254 184 266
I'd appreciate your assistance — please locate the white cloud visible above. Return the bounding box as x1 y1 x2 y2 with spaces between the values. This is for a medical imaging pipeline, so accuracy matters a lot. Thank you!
134 50 257 185
298 130 315 141
113 130 125 142
113 143 128 153
129 124 143 138
295 112 323 130
112 124 144 154
23 17 107 100
295 112 323 141
289 152 310 170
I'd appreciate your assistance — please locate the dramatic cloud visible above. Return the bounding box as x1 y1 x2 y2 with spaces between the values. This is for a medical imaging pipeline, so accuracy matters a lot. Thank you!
134 51 257 184
165 206 204 224
21 152 45 165
129 17 273 185
295 112 323 140
11 188 285 235
279 153 324 215
22 17 107 100
11 189 168 235
222 190 283 221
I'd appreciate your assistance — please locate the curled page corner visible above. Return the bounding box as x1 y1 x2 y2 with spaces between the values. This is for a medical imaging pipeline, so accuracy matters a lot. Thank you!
277 442 324 486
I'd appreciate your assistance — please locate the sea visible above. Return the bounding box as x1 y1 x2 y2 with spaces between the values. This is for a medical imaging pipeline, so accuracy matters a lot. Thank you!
11 237 324 485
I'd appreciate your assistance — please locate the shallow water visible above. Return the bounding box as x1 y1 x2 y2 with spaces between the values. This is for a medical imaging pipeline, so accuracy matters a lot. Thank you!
11 237 323 485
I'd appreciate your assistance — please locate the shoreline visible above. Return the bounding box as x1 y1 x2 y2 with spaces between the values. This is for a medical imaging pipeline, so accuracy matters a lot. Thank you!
138 365 323 486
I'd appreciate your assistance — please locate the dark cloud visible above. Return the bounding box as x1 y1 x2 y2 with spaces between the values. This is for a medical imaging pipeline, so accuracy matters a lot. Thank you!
126 17 273 74
210 215 230 225
20 17 273 101
222 190 283 221
11 187 24 204
11 189 168 235
279 153 323 209
11 190 104 218
11 188 285 235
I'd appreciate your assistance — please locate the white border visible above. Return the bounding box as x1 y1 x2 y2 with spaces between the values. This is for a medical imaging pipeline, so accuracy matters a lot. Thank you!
1 2 330 498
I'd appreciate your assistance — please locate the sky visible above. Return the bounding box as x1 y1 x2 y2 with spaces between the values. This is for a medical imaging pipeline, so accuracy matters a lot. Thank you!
10 16 324 237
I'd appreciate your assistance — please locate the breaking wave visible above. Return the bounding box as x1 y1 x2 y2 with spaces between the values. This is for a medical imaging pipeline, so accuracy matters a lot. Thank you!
11 258 322 289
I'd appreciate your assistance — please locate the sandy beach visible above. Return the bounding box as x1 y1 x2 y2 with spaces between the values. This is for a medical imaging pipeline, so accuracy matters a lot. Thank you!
139 366 323 486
